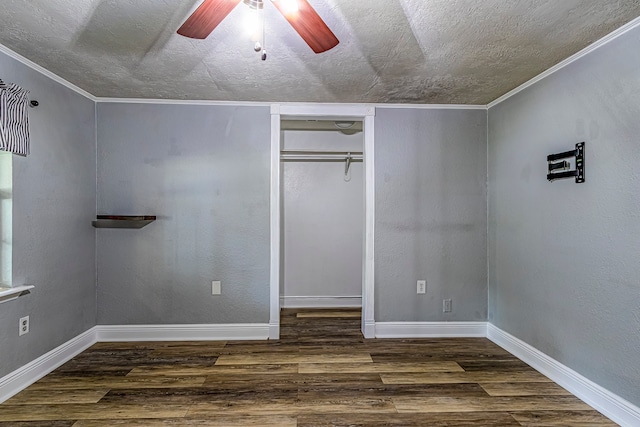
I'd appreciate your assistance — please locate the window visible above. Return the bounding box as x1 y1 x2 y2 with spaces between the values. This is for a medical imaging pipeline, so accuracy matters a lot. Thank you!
0 151 11 287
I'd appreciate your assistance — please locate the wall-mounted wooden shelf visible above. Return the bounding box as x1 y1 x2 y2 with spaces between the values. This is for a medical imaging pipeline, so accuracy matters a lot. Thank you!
92 215 156 229
0 285 34 304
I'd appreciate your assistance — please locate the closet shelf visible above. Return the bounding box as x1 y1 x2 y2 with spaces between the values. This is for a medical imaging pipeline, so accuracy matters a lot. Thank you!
92 215 156 229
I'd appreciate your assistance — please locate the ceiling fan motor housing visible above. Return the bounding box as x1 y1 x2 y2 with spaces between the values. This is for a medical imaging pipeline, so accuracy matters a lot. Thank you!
244 0 264 9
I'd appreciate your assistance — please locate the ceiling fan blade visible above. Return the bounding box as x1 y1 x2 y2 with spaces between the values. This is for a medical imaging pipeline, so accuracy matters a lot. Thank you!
177 0 242 39
271 0 339 53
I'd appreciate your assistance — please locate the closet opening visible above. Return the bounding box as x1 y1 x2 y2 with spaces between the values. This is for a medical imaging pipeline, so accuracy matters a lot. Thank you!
279 119 364 318
269 105 375 340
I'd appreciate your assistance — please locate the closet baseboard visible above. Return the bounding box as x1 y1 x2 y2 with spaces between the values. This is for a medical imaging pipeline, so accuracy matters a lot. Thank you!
280 296 362 308
375 322 487 338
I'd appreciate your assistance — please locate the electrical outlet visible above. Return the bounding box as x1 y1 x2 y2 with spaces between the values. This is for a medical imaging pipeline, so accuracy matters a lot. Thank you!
443 299 452 313
417 280 426 294
211 281 221 295
19 316 29 336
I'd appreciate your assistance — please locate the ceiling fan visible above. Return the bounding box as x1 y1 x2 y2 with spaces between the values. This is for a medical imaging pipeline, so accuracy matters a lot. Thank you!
177 0 339 54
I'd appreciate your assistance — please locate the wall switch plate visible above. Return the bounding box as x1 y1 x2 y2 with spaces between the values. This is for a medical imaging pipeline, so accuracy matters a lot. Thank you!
417 280 426 294
443 299 452 313
211 281 221 295
19 316 29 336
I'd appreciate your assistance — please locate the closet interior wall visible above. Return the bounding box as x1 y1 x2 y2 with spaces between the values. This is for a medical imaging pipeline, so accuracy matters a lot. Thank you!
280 125 364 308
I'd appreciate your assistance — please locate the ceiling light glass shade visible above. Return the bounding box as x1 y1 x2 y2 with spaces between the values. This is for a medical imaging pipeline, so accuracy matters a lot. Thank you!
276 0 300 14
242 2 264 40
334 121 355 129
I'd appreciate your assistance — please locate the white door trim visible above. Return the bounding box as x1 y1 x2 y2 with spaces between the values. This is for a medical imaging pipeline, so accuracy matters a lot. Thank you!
269 104 376 339
269 105 282 339
362 113 375 338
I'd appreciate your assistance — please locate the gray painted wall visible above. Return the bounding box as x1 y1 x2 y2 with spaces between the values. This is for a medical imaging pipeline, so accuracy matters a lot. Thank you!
488 26 640 406
375 108 487 322
0 51 96 378
96 103 271 324
282 129 363 300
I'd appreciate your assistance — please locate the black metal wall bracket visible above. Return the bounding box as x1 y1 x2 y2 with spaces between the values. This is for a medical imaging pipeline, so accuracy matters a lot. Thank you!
547 142 585 183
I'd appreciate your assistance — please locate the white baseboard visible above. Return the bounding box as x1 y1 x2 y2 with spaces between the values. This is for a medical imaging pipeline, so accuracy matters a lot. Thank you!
487 324 640 427
363 320 376 339
280 295 362 308
0 327 97 404
374 321 487 338
269 322 280 340
95 323 270 342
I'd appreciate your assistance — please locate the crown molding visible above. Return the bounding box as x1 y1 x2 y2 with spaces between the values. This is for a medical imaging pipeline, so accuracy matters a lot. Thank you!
96 97 272 107
376 103 487 110
488 15 640 109
0 43 97 101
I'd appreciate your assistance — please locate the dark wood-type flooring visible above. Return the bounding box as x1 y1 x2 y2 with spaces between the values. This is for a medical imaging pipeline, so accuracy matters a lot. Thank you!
0 308 617 426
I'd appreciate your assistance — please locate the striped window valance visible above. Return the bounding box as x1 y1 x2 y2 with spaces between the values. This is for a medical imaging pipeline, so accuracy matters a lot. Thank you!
0 79 30 156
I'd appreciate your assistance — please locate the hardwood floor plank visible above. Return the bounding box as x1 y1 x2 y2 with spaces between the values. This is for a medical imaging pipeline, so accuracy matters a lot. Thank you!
381 371 552 384
3 389 110 405
128 363 298 376
0 422 74 427
299 360 463 374
370 353 521 363
219 342 300 354
187 397 398 416
202 373 383 388
72 416 297 426
297 344 371 353
98 386 298 404
28 376 206 390
215 352 373 365
458 360 534 372
297 412 522 426
481 382 572 397
0 404 188 421
393 396 592 413
509 410 619 426
296 310 362 318
49 366 132 377
365 337 513 353
297 383 490 400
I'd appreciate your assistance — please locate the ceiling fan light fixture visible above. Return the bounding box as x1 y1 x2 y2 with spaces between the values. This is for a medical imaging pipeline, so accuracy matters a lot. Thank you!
244 6 263 37
275 0 299 15
177 0 338 54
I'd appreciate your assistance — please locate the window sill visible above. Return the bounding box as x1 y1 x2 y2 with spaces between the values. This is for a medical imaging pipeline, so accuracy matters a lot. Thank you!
0 285 34 304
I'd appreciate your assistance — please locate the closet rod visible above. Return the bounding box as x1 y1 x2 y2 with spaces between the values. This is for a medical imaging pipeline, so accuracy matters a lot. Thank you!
280 150 363 161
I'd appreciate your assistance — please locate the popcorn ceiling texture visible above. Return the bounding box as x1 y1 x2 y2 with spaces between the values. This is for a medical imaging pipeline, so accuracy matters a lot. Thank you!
1 0 639 103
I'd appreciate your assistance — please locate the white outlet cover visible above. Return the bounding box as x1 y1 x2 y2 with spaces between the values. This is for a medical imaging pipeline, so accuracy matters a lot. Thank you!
417 280 426 294
19 315 29 336
212 281 221 295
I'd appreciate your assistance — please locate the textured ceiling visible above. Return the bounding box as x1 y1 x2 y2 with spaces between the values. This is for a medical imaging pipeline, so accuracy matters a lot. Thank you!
1 0 639 104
